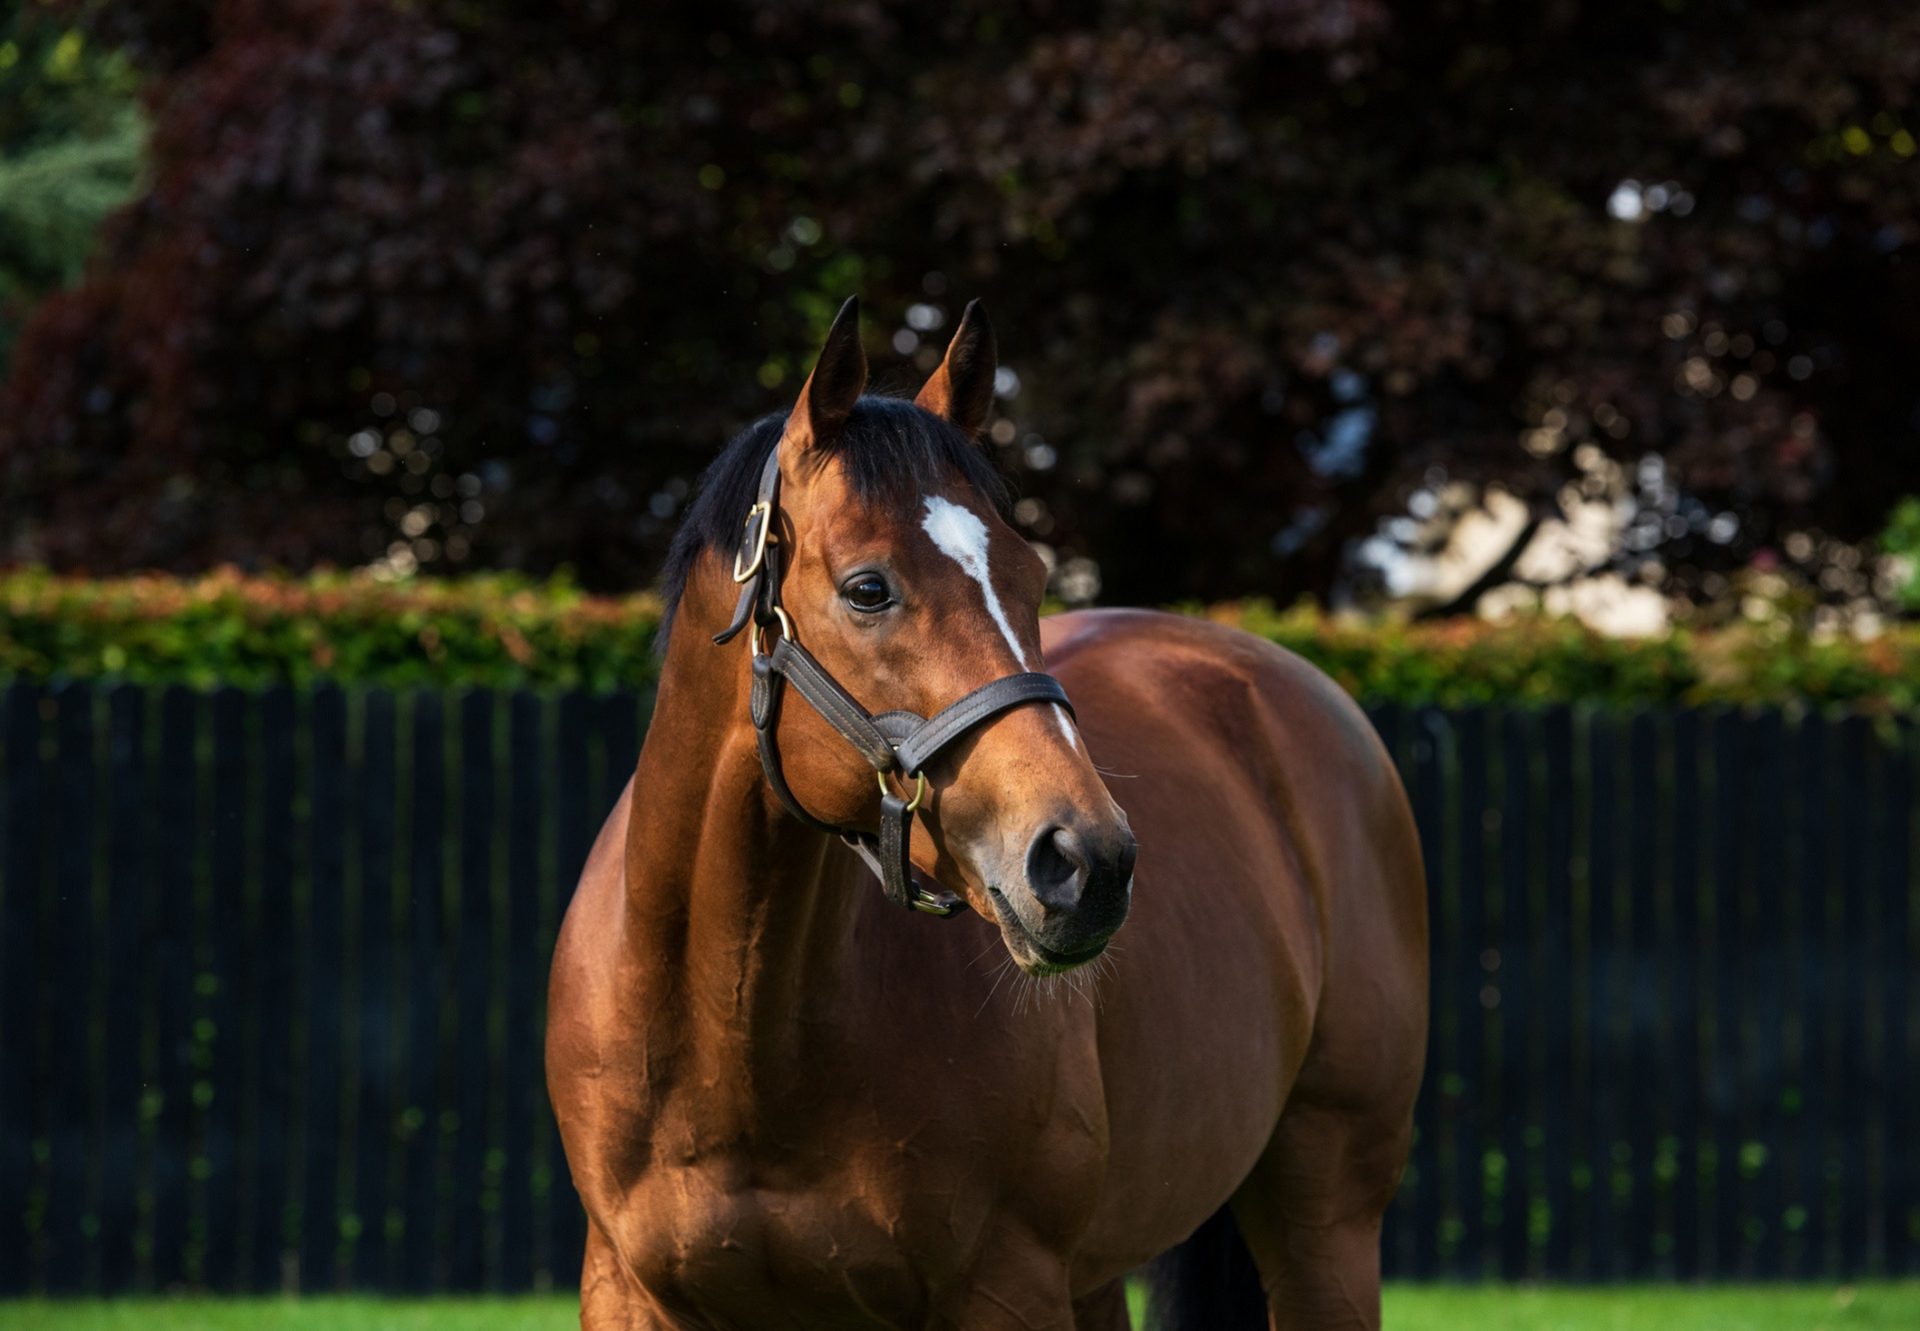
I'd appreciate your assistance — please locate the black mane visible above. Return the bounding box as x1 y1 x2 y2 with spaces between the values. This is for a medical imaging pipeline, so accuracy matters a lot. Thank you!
656 396 1011 647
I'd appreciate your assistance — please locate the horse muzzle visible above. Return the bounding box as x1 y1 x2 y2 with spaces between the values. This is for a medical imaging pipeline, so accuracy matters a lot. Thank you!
987 815 1136 973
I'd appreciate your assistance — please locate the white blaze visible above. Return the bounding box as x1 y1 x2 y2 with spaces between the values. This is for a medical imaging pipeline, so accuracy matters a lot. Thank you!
920 496 1079 746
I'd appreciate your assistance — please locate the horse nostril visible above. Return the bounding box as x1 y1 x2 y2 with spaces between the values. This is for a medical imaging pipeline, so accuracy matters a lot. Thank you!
1025 824 1089 912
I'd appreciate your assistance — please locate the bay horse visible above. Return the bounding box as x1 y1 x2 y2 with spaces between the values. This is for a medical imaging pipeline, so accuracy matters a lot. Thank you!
546 298 1428 1329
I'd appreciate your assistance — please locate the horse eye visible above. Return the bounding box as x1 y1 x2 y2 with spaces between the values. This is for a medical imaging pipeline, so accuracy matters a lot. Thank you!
842 574 894 613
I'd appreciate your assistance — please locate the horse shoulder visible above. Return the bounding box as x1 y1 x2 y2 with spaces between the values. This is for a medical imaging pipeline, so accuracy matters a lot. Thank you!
547 778 665 1205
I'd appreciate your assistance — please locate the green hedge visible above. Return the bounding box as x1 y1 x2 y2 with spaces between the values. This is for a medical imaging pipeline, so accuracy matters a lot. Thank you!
0 569 663 692
3 570 1919 712
1212 600 1920 712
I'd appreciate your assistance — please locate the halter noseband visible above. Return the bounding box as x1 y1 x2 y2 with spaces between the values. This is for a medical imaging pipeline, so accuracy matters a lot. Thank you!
713 444 1075 918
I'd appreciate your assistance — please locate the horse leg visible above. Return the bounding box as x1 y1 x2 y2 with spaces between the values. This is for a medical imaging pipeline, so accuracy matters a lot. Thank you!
1227 1099 1414 1331
933 1226 1076 1331
1070 1280 1131 1331
579 1220 657 1330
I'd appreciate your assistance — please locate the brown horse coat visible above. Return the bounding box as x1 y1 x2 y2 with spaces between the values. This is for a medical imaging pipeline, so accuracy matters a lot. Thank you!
547 304 1427 1330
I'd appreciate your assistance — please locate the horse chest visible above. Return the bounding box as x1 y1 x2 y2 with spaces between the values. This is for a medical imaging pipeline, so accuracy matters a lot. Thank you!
614 1161 932 1327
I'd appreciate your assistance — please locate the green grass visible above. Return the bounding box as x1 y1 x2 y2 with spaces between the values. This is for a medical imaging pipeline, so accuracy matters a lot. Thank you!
1383 1285 1920 1331
2 1285 1917 1329
0 1301 570 1330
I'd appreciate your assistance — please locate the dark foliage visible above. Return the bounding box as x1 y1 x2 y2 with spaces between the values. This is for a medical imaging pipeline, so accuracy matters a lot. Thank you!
3 1 1918 609
0 2 143 374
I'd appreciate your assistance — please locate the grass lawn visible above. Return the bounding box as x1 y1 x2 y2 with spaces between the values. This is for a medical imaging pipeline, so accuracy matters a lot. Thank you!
1383 1283 1920 1330
2 1284 1917 1329
0 1302 571 1331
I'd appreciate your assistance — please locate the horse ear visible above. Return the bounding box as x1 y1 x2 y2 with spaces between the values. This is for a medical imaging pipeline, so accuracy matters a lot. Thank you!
914 299 997 439
785 296 868 453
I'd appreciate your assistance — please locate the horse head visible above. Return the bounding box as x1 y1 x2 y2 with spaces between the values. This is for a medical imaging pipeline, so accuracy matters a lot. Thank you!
727 297 1136 972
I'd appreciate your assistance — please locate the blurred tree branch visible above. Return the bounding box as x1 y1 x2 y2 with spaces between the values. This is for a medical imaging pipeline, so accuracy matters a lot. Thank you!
0 0 1915 616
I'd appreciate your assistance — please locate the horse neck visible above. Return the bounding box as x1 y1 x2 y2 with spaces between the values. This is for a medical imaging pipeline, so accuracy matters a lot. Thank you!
618 565 854 1116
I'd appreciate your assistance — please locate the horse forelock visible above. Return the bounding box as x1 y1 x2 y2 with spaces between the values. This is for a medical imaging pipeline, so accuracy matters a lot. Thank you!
656 396 1008 649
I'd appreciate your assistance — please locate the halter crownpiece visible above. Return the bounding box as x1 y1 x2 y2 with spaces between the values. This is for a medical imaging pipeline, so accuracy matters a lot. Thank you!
714 442 1075 917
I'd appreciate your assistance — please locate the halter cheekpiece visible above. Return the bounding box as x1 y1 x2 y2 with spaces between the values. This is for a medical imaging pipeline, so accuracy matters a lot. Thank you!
713 443 1075 917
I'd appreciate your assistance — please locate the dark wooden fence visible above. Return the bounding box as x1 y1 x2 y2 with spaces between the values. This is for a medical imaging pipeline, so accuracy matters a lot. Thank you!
1 680 1914 1294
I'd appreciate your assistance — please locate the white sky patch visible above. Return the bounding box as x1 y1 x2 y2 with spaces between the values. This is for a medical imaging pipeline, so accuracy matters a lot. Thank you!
920 496 1079 747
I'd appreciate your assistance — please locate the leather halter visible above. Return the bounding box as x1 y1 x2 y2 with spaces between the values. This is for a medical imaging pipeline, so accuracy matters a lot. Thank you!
713 444 1075 917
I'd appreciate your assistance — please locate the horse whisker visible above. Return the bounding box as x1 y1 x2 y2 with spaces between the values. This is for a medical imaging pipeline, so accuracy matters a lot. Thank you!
976 958 1014 1018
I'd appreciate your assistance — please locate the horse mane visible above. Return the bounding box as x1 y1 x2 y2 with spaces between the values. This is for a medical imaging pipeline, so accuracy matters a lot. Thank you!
656 395 1011 649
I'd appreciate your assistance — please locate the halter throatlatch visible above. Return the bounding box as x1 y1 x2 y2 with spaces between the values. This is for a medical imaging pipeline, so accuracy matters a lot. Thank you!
715 444 1075 917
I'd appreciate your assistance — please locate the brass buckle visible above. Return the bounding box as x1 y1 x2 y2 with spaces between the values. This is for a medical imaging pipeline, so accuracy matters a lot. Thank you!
877 769 928 813
910 888 958 917
748 604 794 658
733 501 773 584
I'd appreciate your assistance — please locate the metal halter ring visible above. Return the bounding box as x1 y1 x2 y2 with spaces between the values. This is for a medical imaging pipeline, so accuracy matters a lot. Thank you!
733 501 773 584
748 604 794 658
878 769 928 813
